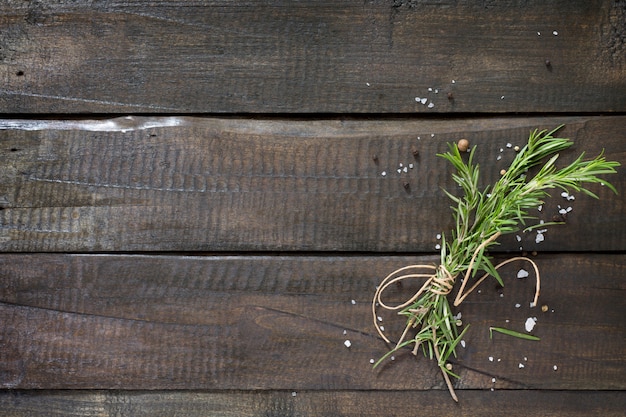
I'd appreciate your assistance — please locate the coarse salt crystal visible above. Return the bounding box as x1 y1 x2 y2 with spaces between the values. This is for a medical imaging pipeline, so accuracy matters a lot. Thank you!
428 87 433 92
351 299 356 305
553 30 558 36
292 391 297 397
381 171 386 177
501 95 505 99
538 205 543 211
409 163 414 169
515 303 521 308
344 340 351 348
489 356 494 362
435 244 441 250
553 365 558 371
561 191 569 198
377 316 383 322
369 358 375 364
506 143 512 148
343 330 347 335
535 233 545 244
516 235 522 242
379 326 385 332
492 378 496 383
519 363 525 368
415 97 421 102
452 80 456 83
436 233 441 239
496 155 502 161
427 102 435 108
421 98 428 105
525 317 537 332
461 340 466 348
517 269 529 279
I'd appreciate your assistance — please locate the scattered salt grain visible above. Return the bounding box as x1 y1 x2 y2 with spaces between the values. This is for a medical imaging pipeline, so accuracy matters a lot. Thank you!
435 244 441 250
344 340 352 348
436 233 441 240
377 316 383 322
409 163 414 169
561 191 569 198
519 363 525 368
366 82 371 87
461 340 466 348
379 326 385 332
491 387 495 392
496 155 502 161
537 31 541 36
343 330 347 335
391 356 395 361
517 269 529 279
492 378 496 383
535 232 545 244
381 171 386 177
403 166 408 173
428 87 433 92
431 133 435 137
427 102 435 109
524 357 528 361
525 317 537 332
553 30 558 36
506 143 512 148
421 98 428 105
452 80 456 84
489 356 494 362
369 358 375 364
501 95 505 100
351 299 356 305
553 365 558 371
292 391 297 397
499 293 504 298
415 97 421 102
538 205 543 211
515 303 521 308
516 235 522 242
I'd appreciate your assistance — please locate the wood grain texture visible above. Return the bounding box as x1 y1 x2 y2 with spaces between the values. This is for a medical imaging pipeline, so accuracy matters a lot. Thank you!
1 0 624 113
1 116 624 252
0 253 623 390
1 390 626 417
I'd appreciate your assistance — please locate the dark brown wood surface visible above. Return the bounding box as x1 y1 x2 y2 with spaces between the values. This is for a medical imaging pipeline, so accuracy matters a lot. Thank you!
0 253 624 390
1 1 625 415
1 116 624 252
1 0 625 113
1 390 625 417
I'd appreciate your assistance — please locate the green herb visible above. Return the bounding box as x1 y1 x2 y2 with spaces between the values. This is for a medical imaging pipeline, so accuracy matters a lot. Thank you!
489 326 541 341
373 126 619 401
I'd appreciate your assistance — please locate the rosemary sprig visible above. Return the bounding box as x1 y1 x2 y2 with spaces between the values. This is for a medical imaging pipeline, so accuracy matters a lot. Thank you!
373 126 619 401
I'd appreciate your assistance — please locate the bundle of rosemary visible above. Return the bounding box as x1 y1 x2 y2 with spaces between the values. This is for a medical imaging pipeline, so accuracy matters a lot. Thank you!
372 126 619 401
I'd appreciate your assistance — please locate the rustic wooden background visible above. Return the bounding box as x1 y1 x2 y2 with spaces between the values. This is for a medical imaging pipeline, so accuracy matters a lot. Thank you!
1 1 625 415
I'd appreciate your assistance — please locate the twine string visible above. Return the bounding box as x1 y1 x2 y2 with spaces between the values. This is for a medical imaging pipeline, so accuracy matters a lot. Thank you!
373 232 541 352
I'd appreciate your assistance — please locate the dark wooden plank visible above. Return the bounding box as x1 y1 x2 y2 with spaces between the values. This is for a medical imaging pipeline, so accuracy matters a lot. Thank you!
1 390 625 417
1 116 624 252
1 0 624 113
0 253 623 390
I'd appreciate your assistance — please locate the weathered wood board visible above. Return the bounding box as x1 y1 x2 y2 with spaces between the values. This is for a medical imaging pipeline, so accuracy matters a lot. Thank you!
1 0 624 113
1 390 625 417
1 253 624 390
1 116 624 252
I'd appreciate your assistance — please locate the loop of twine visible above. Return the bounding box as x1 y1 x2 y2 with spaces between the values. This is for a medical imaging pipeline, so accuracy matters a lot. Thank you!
372 232 541 346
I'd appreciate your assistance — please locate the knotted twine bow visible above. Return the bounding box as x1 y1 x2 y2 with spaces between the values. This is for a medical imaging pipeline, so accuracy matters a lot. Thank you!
372 232 540 400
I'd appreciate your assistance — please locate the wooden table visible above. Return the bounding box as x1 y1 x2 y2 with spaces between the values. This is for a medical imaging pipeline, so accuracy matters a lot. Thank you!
1 1 624 415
